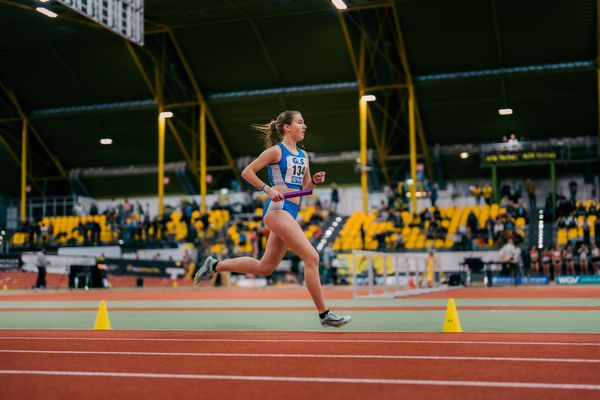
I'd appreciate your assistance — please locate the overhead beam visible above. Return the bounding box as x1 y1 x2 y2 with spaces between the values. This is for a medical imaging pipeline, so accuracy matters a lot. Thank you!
0 80 68 183
165 28 241 183
415 61 595 82
226 0 288 110
125 40 201 181
21 120 27 222
165 118 197 179
389 1 433 179
367 103 390 183
337 9 392 185
125 40 157 99
597 0 600 137
490 0 510 109
341 1 391 13
0 130 41 193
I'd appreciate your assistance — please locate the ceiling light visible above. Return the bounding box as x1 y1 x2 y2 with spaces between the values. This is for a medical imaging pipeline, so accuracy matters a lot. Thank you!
100 138 113 145
460 152 469 159
331 0 347 10
36 7 57 18
360 95 376 102
498 108 513 115
159 111 173 118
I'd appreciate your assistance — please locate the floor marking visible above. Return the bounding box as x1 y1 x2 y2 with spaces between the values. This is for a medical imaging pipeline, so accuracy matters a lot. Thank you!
0 336 598 346
0 370 598 390
1 349 598 363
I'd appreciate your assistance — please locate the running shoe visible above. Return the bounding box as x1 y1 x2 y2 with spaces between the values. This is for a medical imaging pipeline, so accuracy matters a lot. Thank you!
193 256 218 285
320 311 352 328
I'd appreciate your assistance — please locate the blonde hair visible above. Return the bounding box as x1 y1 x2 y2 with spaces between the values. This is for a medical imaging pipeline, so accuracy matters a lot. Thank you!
252 110 300 149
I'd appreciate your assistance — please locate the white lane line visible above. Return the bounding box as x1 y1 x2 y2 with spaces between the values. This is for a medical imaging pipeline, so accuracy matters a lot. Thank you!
0 349 598 363
0 336 599 346
0 370 598 390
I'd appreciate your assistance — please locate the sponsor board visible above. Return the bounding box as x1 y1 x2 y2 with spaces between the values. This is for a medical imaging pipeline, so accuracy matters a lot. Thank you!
0 254 22 270
555 275 600 285
103 258 185 278
492 276 550 286
21 253 95 274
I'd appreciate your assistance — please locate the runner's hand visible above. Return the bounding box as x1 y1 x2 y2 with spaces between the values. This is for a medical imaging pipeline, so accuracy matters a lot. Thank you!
312 171 326 184
266 187 284 202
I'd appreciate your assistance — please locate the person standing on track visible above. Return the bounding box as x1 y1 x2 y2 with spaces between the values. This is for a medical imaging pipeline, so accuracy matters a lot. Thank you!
35 248 48 289
194 110 351 328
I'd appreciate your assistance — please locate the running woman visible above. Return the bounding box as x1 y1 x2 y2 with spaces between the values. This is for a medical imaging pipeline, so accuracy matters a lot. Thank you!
194 111 351 328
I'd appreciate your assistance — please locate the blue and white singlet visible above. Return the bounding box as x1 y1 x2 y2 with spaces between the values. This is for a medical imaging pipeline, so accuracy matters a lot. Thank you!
262 142 307 219
267 142 307 190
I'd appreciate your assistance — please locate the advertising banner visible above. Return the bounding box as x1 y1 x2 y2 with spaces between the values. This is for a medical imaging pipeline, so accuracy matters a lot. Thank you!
102 258 185 278
555 275 600 285
0 254 22 271
492 276 550 286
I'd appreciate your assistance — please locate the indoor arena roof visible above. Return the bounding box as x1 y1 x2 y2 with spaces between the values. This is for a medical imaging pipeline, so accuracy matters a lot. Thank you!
0 0 597 197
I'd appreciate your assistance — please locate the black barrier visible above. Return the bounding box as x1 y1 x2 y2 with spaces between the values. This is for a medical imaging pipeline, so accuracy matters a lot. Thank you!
102 258 185 278
0 254 22 271
69 265 94 289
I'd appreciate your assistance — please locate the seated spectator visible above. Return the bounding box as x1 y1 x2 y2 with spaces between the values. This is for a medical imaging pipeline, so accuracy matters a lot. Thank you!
419 208 432 223
507 133 520 151
432 207 443 222
466 210 478 237
409 213 422 228
493 218 504 242
426 220 438 240
395 234 405 250
514 201 528 221
470 184 482 205
499 239 519 276
504 216 515 232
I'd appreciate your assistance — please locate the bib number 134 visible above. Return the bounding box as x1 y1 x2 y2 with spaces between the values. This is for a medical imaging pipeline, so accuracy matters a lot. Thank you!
292 165 306 176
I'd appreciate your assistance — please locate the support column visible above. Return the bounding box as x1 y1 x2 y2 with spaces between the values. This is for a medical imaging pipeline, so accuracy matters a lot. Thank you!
359 91 368 214
158 112 166 218
550 162 557 209
200 102 207 214
20 120 27 223
491 165 498 204
408 84 417 213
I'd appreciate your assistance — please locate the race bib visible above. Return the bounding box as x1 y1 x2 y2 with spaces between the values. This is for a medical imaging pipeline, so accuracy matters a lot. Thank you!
284 155 306 186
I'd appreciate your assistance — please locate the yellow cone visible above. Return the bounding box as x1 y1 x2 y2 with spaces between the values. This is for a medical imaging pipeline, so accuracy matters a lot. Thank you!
2 283 7 291
94 300 111 330
172 280 178 288
442 298 463 333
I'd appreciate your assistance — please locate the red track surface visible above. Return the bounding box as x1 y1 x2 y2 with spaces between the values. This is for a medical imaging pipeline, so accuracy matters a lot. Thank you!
1 285 599 301
1 330 599 400
1 306 599 312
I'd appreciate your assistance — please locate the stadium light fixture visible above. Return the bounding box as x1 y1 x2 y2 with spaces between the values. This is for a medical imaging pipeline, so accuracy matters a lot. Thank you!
460 152 469 159
498 108 513 115
159 111 173 119
36 7 57 18
361 94 376 102
100 138 113 145
331 0 347 10
38 0 50 2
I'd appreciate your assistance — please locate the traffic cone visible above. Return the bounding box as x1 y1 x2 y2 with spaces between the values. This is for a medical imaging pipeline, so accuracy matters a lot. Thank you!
2 283 7 291
442 298 463 333
408 275 416 289
93 300 111 330
172 280 178 288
